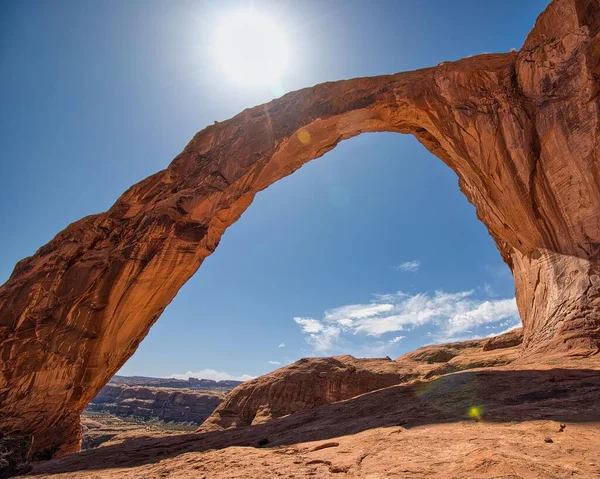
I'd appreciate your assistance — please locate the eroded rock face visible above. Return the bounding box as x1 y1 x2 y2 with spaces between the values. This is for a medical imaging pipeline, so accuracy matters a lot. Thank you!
199 356 419 432
482 327 524 351
0 0 599 456
199 330 523 432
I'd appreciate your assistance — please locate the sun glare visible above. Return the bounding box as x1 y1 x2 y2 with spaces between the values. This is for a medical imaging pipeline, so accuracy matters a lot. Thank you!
214 9 288 86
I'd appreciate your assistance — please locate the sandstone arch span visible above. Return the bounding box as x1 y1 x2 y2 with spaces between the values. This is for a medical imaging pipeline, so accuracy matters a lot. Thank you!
1 0 599 458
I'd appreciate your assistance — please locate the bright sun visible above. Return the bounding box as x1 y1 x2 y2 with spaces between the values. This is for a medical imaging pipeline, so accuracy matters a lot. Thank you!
214 9 288 86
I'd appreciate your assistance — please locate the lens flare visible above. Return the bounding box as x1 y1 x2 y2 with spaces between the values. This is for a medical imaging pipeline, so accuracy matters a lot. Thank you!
297 129 311 144
468 405 484 421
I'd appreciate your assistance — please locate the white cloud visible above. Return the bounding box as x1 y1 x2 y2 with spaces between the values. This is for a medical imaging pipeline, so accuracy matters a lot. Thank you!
169 369 255 382
351 291 504 336
324 303 394 324
278 343 285 348
292 290 520 354
303 324 341 355
445 298 518 336
294 317 342 354
268 360 281 365
294 317 324 333
395 260 420 272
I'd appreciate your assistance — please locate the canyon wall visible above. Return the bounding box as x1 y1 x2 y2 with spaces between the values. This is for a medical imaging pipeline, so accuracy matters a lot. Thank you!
88 384 225 425
0 0 598 457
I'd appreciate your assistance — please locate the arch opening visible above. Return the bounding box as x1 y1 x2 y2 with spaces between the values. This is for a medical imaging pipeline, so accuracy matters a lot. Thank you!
120 131 517 380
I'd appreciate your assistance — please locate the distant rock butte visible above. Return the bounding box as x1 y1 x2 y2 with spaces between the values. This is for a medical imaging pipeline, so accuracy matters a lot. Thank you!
0 0 599 457
107 375 242 390
199 329 523 432
88 384 226 425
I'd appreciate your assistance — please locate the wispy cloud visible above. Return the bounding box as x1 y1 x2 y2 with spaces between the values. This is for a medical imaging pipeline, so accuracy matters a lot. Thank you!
484 322 521 337
268 360 281 365
324 303 394 324
395 260 420 272
444 298 518 336
293 290 520 355
294 317 324 333
169 369 255 382
278 343 285 348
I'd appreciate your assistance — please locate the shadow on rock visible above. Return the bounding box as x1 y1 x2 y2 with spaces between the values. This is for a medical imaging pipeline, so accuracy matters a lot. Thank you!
25 366 600 476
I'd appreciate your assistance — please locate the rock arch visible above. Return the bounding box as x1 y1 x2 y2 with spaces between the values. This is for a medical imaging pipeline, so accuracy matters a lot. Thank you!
1 0 599 457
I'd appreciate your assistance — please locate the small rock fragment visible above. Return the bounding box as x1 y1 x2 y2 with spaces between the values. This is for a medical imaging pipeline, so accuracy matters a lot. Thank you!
311 442 340 452
330 465 350 473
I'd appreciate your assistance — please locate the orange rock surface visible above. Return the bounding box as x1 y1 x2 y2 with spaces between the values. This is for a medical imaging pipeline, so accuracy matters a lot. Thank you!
22 353 600 478
1 0 599 457
200 329 522 432
199 356 421 432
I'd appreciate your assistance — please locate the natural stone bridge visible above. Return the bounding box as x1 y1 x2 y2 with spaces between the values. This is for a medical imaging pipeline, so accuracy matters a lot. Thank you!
0 0 599 458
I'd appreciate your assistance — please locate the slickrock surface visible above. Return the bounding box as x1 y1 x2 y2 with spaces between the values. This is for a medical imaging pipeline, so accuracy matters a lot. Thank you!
199 356 420 432
398 328 524 378
482 326 524 351
1 0 599 457
81 412 194 451
200 329 522 432
87 384 225 426
21 355 600 478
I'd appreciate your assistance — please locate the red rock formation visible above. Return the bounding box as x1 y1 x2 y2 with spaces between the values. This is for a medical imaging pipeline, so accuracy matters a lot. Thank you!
199 356 420 432
199 330 523 432
0 0 598 457
482 327 524 351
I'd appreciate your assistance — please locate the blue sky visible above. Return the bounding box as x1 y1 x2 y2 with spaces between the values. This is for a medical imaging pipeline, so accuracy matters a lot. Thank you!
0 0 547 380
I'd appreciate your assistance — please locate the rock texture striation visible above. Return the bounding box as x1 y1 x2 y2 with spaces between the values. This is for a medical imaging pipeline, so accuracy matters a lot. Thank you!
200 329 523 432
0 0 599 457
87 384 225 425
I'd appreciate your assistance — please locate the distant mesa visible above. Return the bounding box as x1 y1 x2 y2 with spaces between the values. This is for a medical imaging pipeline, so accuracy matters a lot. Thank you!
108 375 243 390
86 383 225 430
